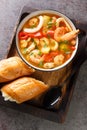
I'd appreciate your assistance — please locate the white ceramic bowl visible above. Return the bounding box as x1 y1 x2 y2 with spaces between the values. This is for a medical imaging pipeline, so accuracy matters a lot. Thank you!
16 10 78 72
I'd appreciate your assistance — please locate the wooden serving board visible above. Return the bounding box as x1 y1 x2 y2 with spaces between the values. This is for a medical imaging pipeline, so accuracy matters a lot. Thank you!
0 6 86 123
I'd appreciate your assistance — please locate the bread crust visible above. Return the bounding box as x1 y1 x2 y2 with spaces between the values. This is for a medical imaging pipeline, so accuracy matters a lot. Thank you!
0 56 35 83
1 77 48 103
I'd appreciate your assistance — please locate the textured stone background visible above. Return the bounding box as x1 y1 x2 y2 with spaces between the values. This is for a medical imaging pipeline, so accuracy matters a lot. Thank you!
0 0 87 130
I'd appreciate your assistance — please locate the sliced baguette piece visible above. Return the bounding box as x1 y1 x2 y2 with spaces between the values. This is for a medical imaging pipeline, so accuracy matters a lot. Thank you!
1 77 48 103
0 56 35 83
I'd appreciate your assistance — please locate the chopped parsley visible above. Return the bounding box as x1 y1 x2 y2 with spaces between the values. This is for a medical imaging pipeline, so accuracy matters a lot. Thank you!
30 24 36 28
59 42 70 53
44 43 47 48
39 61 43 67
22 48 27 54
38 51 42 56
29 52 34 56
59 40 69 44
47 34 51 39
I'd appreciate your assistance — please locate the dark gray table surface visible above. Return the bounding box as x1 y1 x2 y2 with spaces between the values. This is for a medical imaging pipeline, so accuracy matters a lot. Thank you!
0 0 87 130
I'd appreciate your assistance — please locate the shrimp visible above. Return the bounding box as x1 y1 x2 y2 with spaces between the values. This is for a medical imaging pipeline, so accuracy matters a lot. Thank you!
70 39 76 45
61 29 80 41
29 49 43 64
43 62 54 69
54 27 68 42
20 40 28 48
52 16 57 23
54 54 64 66
26 42 35 53
56 18 72 31
26 38 40 53
41 47 50 54
20 38 31 48
28 18 38 27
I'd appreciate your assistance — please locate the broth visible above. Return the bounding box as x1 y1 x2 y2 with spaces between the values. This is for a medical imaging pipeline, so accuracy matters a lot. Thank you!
18 13 79 69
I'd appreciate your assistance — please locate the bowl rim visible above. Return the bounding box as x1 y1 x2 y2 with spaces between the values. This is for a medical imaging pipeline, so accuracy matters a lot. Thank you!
16 9 78 72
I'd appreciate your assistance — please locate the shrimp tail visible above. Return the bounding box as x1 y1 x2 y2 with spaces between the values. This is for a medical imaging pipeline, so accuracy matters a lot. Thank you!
61 29 80 41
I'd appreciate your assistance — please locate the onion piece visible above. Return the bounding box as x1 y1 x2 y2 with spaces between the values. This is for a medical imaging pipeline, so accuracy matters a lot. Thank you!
50 38 58 51
23 16 43 33
56 18 72 31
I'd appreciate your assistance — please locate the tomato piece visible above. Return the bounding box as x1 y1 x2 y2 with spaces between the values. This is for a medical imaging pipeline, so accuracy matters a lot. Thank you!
66 53 71 60
42 51 59 62
46 30 54 38
50 51 59 57
70 46 76 50
42 54 53 62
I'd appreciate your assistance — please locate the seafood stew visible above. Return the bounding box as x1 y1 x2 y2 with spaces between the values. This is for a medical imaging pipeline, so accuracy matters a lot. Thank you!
16 11 79 71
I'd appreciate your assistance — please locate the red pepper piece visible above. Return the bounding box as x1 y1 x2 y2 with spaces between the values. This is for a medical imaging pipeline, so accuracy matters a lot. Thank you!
19 32 29 40
19 31 43 40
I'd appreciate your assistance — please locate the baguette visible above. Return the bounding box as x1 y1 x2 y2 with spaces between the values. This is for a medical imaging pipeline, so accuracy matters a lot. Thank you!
0 56 35 83
1 77 48 103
